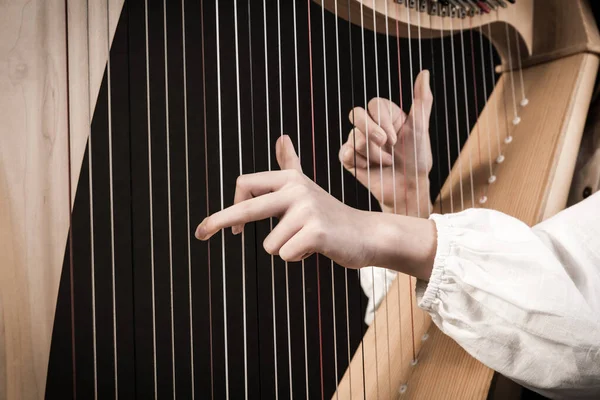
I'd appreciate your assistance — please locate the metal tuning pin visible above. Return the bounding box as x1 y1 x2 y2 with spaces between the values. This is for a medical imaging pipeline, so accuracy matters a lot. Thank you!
419 0 428 13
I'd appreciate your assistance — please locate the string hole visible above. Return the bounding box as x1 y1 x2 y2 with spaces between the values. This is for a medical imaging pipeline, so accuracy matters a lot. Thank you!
422 333 429 341
399 384 408 394
488 175 497 184
411 359 418 366
479 196 488 204
520 98 529 107
512 117 521 125
496 155 505 164
504 136 513 144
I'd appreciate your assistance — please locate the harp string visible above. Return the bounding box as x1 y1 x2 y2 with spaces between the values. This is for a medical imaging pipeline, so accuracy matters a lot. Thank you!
143 0 159 396
449 17 465 211
416 4 430 218
486 21 504 162
105 0 119 395
467 19 486 204
160 0 177 394
415 3 429 343
382 0 394 397
429 13 443 214
63 0 77 396
513 24 528 106
503 12 520 126
405 5 418 363
274 0 294 395
199 0 215 397
213 0 231 397
290 1 311 395
232 0 249 397
440 22 454 214
318 1 341 396
369 0 382 397
85 0 99 397
332 0 353 397
259 0 279 396
344 1 367 397
394 2 407 391
478 24 496 182
180 0 196 397
305 2 326 398
458 19 476 207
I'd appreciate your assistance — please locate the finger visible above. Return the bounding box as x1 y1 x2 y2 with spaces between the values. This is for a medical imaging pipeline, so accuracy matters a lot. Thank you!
339 144 369 169
231 170 298 233
195 191 288 240
367 98 403 146
348 107 387 147
262 213 304 256
406 70 433 133
278 227 318 262
276 135 302 172
343 129 393 166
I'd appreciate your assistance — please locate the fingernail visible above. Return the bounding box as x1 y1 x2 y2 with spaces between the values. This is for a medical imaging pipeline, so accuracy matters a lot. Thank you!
232 225 241 235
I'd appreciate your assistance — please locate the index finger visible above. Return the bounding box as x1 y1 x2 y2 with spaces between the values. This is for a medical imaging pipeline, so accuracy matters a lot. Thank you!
195 191 289 240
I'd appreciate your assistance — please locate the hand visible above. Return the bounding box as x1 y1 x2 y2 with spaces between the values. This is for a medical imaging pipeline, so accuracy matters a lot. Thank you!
339 70 433 216
196 135 375 269
195 135 437 279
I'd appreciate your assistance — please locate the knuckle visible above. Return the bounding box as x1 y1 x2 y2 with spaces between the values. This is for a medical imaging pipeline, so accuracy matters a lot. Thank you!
263 238 276 255
235 174 247 189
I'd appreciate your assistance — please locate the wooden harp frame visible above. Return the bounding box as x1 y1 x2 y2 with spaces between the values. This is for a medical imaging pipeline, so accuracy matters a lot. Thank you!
325 0 600 399
1 0 599 399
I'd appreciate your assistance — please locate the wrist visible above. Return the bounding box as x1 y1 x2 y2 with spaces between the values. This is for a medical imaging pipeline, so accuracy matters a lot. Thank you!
380 177 432 217
364 211 437 281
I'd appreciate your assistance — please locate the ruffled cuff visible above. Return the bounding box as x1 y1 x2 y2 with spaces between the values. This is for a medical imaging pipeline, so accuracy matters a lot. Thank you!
416 213 453 311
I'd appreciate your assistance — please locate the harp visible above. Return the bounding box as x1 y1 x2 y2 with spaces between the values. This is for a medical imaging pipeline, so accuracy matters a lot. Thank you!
1 0 598 399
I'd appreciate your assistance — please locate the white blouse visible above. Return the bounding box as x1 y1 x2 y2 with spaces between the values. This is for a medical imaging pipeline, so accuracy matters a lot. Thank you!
361 191 600 399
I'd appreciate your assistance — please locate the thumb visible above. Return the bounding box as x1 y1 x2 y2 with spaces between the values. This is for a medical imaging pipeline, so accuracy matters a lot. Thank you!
407 70 433 133
276 135 303 172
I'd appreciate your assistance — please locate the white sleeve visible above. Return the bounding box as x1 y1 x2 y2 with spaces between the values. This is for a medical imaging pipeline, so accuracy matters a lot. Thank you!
418 192 600 399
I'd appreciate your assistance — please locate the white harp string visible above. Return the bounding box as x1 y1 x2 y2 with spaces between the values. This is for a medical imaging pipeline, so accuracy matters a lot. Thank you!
332 0 353 397
417 5 431 218
440 22 454 213
359 2 380 397
274 0 294 396
478 25 495 181
486 22 504 162
319 1 340 395
105 0 119 395
161 0 177 394
180 0 196 397
232 0 249 397
261 0 279 396
86 0 99 396
512 7 528 107
370 0 385 397
458 19 476 207
143 0 159 396
404 3 419 364
382 0 394 397
214 1 231 397
449 17 465 210
291 0 311 394
503 12 520 126
393 1 406 388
